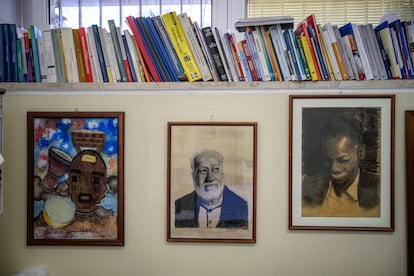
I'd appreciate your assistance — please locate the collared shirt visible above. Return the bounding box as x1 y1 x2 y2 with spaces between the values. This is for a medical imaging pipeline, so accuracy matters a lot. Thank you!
302 171 380 217
198 204 222 228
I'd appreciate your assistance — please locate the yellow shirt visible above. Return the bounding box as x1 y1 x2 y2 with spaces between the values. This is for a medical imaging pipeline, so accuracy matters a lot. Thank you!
302 172 380 217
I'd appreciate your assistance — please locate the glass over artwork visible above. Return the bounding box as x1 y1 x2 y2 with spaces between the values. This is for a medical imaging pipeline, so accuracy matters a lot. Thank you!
27 112 124 246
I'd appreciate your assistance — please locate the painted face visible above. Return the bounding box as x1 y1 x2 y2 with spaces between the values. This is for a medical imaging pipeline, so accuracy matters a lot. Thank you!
192 152 224 203
323 135 364 192
67 150 107 213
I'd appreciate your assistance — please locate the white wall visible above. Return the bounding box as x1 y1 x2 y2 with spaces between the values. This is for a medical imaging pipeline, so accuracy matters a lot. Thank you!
0 90 408 276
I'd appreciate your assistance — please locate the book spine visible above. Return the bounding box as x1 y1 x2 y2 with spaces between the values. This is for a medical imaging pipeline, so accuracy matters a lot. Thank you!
299 35 318 81
241 39 259 81
177 13 212 81
116 26 133 82
78 27 93 82
161 12 202 82
108 19 128 82
72 29 87 82
121 33 138 82
91 24 109 82
237 41 253 81
201 26 228 81
29 26 42 82
227 32 246 81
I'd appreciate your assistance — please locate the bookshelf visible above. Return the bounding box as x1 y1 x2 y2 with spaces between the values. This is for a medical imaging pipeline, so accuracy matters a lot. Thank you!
1 80 413 94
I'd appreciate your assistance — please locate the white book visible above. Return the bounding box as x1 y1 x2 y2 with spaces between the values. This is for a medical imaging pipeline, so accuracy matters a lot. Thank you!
104 31 121 82
86 26 101 83
36 36 48 82
41 29 57 82
340 35 359 80
123 29 142 82
321 28 342 80
61 28 79 82
251 28 271 81
333 25 356 80
98 27 115 82
351 23 374 80
268 25 292 81
177 13 213 81
390 28 405 78
358 24 380 79
364 24 389 80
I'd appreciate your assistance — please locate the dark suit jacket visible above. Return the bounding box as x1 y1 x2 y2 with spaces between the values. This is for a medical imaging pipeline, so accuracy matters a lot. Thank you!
303 169 379 209
175 186 248 229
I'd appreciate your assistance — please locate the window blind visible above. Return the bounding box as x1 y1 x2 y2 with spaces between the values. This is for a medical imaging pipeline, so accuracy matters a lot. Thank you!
247 0 414 26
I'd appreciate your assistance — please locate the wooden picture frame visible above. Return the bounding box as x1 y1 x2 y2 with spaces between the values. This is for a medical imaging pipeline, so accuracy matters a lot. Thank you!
406 111 414 274
167 122 257 242
27 112 124 246
289 95 395 231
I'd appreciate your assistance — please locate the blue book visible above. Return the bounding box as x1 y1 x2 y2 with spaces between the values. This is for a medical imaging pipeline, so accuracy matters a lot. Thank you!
389 19 413 79
29 25 42 82
0 24 5 82
307 24 329 80
151 15 185 80
134 17 167 81
91 24 109 82
121 34 138 82
2 24 11 82
145 16 179 81
283 28 302 80
9 24 18 82
245 31 263 81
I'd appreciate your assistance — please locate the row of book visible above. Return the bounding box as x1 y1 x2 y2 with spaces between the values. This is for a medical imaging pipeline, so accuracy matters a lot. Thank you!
1 11 414 83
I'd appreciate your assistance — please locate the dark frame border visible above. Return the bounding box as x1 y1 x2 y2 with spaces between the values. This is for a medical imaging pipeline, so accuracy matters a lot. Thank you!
27 111 124 246
406 111 414 273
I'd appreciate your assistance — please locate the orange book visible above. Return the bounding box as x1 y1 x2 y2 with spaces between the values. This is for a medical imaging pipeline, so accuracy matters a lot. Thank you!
72 28 87 82
263 28 282 81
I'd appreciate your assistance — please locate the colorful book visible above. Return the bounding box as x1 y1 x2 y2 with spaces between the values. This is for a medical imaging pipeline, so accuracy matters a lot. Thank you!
72 28 87 82
78 27 93 82
295 22 322 80
126 15 161 82
28 25 42 82
161 11 202 82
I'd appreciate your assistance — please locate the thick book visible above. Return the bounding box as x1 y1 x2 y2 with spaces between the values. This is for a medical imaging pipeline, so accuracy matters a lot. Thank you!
177 13 212 81
161 11 202 82
322 23 349 80
51 28 67 82
245 31 264 81
201 26 228 81
72 28 87 82
108 19 128 82
101 28 119 82
126 15 161 82
339 23 367 80
193 22 219 81
61 27 79 82
41 29 57 82
374 21 401 79
152 15 185 80
213 28 235 81
363 24 389 80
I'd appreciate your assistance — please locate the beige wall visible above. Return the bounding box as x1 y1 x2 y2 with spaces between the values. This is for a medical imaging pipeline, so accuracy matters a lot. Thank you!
0 91 409 276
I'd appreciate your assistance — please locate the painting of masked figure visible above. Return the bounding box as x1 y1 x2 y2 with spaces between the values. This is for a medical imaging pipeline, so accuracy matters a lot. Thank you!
27 112 124 246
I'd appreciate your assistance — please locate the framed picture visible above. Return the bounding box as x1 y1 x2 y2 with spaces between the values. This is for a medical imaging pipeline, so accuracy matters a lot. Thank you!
405 111 414 274
289 95 395 231
27 112 124 245
167 122 257 242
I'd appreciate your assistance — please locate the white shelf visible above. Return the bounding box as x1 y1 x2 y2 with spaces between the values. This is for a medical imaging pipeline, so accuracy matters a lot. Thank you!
0 80 413 94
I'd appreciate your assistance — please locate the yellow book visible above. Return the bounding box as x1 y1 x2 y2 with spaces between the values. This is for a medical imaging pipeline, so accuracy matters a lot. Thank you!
317 25 335 80
299 35 318 81
162 11 202 82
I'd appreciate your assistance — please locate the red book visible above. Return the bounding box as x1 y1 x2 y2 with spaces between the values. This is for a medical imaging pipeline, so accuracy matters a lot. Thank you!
78 27 93 82
240 39 259 81
23 32 34 82
226 32 245 81
125 15 161 82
